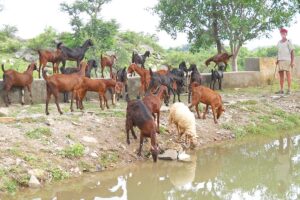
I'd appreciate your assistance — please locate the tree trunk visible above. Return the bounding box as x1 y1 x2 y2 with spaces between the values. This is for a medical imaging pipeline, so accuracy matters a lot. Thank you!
231 45 241 71
212 3 222 54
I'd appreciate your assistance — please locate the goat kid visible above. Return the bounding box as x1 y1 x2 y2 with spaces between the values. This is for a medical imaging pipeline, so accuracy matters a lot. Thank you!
2 63 37 106
189 82 225 124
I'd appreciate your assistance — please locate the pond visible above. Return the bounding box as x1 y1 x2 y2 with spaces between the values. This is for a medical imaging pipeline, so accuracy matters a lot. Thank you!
8 134 300 200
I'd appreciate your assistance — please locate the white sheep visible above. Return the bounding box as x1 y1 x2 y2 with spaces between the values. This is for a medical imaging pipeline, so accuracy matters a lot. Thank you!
168 102 198 148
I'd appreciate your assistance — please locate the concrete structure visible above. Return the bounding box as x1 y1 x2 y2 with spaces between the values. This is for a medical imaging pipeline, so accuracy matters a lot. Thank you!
245 56 300 84
0 56 299 107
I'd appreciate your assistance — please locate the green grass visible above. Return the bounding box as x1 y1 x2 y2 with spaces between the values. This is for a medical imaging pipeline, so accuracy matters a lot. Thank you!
49 168 69 181
4 179 17 193
99 151 119 168
232 110 300 138
25 127 51 139
60 143 85 158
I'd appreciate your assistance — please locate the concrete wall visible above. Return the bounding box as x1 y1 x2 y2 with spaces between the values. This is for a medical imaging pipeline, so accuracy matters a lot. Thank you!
1 56 298 107
0 71 262 106
245 56 300 83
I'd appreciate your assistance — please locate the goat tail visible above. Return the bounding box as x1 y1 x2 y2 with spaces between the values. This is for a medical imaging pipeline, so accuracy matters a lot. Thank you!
1 63 5 72
42 68 48 80
131 51 135 63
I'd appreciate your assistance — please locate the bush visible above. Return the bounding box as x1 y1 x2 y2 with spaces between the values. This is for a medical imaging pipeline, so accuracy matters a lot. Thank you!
60 143 85 158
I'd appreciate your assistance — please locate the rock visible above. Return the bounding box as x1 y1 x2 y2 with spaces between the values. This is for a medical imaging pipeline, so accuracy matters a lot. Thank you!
0 117 16 123
72 121 81 126
28 175 41 188
0 137 6 142
95 164 102 172
28 169 46 180
70 167 81 174
178 151 191 162
90 152 98 158
16 158 23 165
271 95 282 100
158 149 178 160
82 136 98 143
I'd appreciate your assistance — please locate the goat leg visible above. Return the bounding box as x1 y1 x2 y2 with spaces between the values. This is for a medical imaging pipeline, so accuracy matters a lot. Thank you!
203 104 209 119
54 92 63 115
21 88 25 105
27 85 33 105
212 106 218 124
70 91 74 112
196 103 201 119
99 94 104 110
157 112 160 134
138 135 144 157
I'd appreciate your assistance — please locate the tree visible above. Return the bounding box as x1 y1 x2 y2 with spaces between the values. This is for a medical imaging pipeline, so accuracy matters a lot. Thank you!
1 25 18 38
60 0 111 37
154 0 298 71
27 27 58 50
60 0 117 54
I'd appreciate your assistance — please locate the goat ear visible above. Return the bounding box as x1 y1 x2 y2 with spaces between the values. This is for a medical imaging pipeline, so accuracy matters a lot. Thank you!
123 67 126 72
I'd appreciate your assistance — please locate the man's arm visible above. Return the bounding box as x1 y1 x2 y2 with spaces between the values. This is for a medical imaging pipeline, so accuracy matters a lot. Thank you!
291 50 295 68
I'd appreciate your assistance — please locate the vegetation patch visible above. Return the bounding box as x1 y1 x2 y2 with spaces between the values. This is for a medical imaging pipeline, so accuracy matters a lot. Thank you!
99 151 119 168
60 143 85 158
49 168 69 181
25 127 51 139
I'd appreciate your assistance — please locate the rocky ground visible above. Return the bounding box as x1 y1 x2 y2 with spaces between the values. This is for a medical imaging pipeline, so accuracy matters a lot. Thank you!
0 82 300 195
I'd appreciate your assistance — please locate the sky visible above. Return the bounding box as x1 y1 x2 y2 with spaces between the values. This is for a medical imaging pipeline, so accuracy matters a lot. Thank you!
0 0 299 49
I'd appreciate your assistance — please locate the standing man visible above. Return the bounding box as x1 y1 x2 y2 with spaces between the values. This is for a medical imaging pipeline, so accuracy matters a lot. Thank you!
276 28 295 95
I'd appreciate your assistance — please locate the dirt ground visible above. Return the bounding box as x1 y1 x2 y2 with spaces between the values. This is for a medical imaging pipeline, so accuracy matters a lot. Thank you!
0 82 300 194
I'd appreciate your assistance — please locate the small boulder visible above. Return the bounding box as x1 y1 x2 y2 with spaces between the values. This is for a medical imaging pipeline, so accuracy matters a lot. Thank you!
158 149 178 160
28 175 41 188
82 136 98 143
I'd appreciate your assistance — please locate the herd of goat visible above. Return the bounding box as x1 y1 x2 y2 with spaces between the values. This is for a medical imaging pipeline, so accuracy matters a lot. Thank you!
1 39 232 162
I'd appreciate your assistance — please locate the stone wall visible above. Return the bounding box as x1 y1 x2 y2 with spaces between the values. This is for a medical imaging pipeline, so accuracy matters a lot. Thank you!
0 71 262 106
245 56 300 83
1 56 298 107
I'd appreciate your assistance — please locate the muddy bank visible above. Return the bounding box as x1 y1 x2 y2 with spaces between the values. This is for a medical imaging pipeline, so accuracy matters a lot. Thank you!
0 84 300 195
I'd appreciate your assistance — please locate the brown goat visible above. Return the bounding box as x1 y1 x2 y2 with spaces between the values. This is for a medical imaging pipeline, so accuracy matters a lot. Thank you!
127 63 150 98
2 63 37 106
37 43 65 78
42 61 87 115
74 78 116 110
126 99 159 162
115 81 124 101
205 52 233 70
143 85 169 133
189 82 224 124
100 54 117 78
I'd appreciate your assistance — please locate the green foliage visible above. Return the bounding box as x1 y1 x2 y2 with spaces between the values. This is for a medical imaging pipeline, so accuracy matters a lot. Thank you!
26 27 58 50
50 168 69 181
153 0 298 70
0 25 21 53
99 151 119 168
25 127 51 139
60 143 85 158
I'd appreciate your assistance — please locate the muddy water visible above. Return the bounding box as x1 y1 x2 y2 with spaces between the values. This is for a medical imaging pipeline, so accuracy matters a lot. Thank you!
10 134 300 200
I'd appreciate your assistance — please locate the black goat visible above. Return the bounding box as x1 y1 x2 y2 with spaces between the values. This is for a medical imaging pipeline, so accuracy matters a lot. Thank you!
179 61 188 78
86 59 98 78
210 63 226 90
147 69 180 105
169 68 185 103
188 64 202 103
116 67 128 100
58 39 93 67
132 51 150 68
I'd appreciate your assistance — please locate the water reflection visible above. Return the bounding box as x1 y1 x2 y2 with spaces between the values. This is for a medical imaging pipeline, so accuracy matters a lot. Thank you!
9 134 300 200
